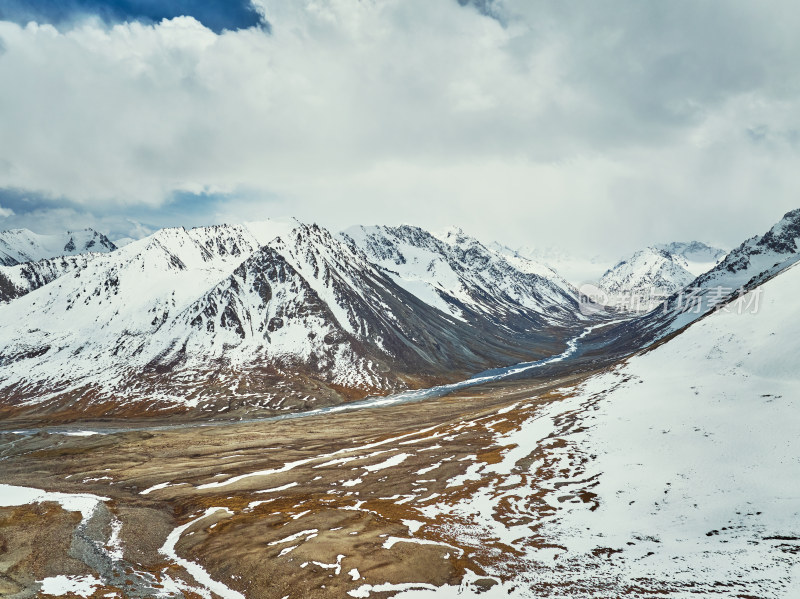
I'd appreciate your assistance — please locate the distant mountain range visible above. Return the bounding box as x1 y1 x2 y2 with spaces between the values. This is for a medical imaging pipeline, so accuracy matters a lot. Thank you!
653 241 728 276
491 238 728 313
0 220 587 420
0 228 116 266
3 210 799 424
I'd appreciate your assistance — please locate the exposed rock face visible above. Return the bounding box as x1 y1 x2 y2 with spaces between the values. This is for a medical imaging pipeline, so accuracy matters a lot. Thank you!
0 255 96 303
342 224 581 329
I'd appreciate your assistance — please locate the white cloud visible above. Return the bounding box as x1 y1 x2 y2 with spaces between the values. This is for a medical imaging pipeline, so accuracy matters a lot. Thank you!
0 205 14 218
0 1 799 256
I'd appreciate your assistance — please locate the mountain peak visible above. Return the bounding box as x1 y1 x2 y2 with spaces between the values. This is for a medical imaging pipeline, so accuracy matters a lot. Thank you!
757 208 800 254
656 240 715 254
435 225 468 244
598 246 695 310
649 241 727 277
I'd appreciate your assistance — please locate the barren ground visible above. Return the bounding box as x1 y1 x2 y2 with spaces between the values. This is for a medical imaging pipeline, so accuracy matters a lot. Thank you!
0 370 596 599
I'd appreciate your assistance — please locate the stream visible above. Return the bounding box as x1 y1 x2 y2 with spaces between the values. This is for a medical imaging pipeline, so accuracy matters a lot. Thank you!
1 320 623 438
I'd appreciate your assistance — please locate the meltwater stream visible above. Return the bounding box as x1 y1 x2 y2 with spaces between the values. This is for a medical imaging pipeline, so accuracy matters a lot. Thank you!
2 320 622 437
281 319 619 421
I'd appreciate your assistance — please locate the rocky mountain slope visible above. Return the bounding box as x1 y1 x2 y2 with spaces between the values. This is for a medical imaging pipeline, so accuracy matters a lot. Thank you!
342 225 582 329
0 254 97 303
0 220 586 421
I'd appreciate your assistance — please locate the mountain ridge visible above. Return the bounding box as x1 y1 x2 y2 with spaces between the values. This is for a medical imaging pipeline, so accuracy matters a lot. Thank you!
0 220 587 422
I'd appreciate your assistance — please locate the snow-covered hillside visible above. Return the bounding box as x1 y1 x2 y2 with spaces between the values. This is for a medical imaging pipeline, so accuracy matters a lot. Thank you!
386 256 800 598
0 254 97 303
525 262 800 595
0 228 116 266
0 220 584 418
0 224 265 408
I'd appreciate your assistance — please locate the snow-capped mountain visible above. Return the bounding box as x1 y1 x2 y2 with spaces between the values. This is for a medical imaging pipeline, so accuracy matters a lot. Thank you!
0 228 116 266
595 241 727 312
342 225 582 329
597 247 697 311
0 228 120 303
0 220 585 419
598 209 800 348
0 224 265 413
655 240 727 276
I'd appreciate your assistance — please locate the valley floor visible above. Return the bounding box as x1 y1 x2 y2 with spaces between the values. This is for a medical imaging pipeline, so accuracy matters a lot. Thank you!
1 353 797 597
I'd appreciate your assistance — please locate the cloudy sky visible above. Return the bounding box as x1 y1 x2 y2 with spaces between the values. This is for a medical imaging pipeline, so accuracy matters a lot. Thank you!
0 0 798 259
